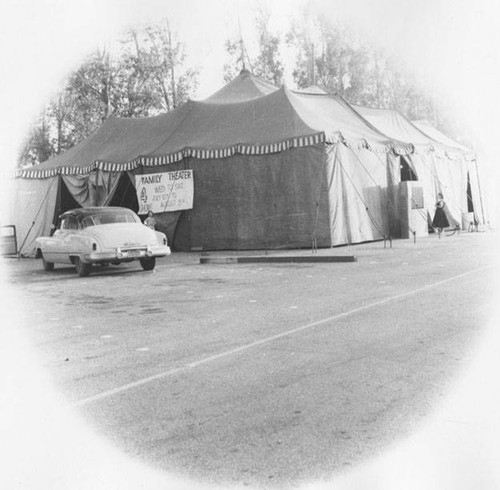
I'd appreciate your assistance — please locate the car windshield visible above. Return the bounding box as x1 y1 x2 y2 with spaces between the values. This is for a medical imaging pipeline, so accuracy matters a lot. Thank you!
81 212 140 228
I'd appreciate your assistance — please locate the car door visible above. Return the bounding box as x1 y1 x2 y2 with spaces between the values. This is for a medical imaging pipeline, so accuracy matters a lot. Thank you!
44 216 76 264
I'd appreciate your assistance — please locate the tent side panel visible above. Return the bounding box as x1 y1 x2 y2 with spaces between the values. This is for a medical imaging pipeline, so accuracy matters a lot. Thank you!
408 151 439 222
173 146 329 251
9 177 59 256
466 159 486 225
326 145 389 245
433 155 468 225
386 152 402 237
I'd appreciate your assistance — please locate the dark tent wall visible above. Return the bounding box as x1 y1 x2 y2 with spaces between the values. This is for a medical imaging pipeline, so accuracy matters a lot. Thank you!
131 145 331 251
129 142 400 252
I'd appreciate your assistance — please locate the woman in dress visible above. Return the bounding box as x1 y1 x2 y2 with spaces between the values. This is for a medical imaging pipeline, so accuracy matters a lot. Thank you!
432 193 459 237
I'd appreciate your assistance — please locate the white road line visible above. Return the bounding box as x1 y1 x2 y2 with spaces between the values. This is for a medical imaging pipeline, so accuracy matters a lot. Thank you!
72 367 186 407
72 265 494 407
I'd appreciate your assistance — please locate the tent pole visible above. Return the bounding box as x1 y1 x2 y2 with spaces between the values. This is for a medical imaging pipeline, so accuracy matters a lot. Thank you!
474 159 486 225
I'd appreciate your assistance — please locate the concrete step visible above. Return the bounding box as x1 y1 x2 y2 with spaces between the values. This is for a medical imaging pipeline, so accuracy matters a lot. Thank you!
200 255 357 264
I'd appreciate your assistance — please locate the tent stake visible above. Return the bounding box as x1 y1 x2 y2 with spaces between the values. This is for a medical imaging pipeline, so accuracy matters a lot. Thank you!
311 237 318 254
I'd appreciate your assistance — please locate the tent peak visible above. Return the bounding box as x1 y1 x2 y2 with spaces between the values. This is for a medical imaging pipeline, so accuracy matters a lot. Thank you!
205 69 279 103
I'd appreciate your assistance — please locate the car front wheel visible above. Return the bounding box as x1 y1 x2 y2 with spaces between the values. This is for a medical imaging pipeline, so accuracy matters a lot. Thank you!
140 256 156 271
74 257 92 277
41 253 54 272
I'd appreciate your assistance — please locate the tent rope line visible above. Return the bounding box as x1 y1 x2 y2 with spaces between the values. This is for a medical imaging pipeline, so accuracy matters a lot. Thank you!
336 153 386 239
347 145 383 188
17 177 58 256
373 151 430 229
473 159 486 225
373 142 466 217
373 148 464 228
346 144 418 236
417 153 467 216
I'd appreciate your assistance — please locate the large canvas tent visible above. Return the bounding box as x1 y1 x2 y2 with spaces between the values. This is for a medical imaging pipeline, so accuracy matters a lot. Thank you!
11 71 418 255
412 119 487 225
352 106 486 231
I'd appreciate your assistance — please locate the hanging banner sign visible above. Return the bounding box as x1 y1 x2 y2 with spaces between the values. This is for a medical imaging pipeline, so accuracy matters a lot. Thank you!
135 170 194 214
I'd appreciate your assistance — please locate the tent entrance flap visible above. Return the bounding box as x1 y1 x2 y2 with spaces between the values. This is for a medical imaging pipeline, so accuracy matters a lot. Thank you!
56 176 81 222
400 156 418 181
466 171 474 213
105 172 139 212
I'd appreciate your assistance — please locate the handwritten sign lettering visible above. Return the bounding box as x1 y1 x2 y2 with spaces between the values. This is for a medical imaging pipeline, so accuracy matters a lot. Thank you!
135 170 194 214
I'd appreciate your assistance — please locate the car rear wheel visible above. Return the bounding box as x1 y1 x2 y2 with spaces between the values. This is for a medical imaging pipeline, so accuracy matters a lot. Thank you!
41 253 54 272
140 256 156 271
74 257 92 277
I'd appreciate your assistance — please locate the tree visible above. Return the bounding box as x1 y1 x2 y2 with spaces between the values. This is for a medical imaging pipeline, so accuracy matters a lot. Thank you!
252 4 283 86
223 4 283 86
18 112 53 167
142 21 199 112
286 11 450 134
344 45 372 104
286 17 315 88
223 38 246 83
19 19 199 167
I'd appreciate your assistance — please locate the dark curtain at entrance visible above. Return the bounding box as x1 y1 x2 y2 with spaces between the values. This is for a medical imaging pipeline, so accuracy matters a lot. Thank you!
53 177 81 225
106 173 139 212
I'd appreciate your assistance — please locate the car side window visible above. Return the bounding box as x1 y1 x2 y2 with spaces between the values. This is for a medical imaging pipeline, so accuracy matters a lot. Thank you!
60 216 78 230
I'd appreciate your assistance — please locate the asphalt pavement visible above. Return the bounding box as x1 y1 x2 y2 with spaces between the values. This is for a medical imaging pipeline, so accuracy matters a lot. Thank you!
2 230 499 489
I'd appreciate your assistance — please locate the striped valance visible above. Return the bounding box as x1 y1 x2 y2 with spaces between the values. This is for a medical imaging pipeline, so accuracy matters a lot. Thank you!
16 132 326 179
323 131 414 155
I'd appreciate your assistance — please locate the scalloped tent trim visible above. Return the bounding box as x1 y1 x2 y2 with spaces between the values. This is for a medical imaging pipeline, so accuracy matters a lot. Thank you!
17 84 413 179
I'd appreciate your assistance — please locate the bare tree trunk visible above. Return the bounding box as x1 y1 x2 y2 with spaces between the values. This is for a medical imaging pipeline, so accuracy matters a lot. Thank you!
56 97 63 154
105 48 112 117
167 21 177 108
157 75 171 111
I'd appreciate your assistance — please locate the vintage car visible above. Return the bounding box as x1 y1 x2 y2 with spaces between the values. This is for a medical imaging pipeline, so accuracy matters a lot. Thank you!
35 206 171 277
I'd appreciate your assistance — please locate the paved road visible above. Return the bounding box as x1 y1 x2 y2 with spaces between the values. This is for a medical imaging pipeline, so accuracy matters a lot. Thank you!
3 231 499 488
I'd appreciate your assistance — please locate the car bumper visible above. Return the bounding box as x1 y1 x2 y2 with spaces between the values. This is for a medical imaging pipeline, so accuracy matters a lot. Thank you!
84 245 171 263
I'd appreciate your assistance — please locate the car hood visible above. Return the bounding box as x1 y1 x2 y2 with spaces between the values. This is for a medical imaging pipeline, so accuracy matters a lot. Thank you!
85 224 158 248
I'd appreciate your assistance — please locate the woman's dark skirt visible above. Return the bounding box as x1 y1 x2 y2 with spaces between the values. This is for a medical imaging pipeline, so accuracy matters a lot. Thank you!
432 207 450 228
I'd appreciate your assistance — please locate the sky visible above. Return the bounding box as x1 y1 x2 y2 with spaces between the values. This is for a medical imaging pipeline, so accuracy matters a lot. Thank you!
1 1 500 489
1 0 500 204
